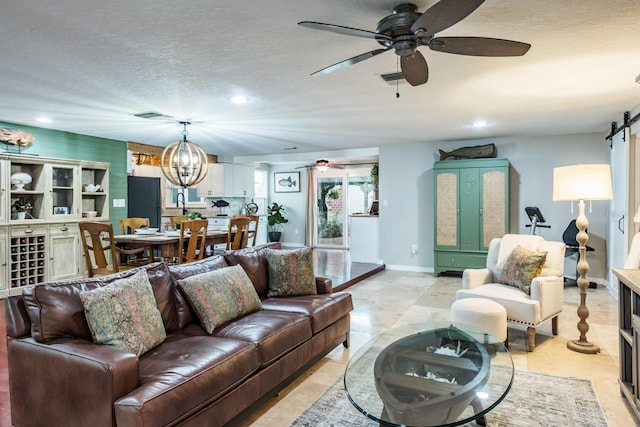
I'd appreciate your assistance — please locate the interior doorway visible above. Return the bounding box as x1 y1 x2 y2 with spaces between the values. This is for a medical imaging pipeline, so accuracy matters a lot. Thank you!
314 166 374 248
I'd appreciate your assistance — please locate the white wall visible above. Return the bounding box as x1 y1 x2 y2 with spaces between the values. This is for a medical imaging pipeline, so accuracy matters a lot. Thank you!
379 132 611 280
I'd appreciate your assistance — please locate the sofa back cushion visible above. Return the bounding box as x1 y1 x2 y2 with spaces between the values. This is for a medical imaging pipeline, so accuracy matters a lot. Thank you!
223 242 282 298
23 262 177 342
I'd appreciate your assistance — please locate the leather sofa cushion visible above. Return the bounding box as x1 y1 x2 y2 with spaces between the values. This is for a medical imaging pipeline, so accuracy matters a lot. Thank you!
115 335 259 426
261 293 353 334
23 262 180 342
212 310 311 367
223 242 282 297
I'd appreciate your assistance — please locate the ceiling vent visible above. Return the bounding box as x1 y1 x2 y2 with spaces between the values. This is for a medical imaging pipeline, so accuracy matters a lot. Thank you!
132 111 174 120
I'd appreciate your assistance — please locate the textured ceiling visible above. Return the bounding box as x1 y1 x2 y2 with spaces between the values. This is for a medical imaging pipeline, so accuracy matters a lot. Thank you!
1 0 640 161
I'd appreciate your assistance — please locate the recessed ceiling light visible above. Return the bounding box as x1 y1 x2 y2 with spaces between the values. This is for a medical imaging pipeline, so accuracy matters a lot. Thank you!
473 120 488 128
230 96 248 104
36 117 52 123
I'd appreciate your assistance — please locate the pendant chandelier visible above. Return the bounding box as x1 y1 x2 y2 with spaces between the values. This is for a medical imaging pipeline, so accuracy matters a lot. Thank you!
160 121 208 188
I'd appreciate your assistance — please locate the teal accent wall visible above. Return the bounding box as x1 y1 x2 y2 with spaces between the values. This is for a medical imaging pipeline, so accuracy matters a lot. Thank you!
0 121 128 228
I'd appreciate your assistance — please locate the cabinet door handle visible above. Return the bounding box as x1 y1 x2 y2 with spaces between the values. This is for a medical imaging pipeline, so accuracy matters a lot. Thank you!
60 227 68 232
618 215 625 234
479 208 483 216
25 229 33 234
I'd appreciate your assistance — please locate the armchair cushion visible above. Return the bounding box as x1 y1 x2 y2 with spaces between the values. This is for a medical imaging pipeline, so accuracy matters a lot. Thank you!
499 245 547 295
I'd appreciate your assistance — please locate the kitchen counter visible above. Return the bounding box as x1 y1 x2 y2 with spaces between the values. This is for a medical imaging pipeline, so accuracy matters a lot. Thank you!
349 215 380 264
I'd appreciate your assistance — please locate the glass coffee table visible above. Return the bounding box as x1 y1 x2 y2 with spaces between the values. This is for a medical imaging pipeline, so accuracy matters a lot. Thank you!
344 322 513 426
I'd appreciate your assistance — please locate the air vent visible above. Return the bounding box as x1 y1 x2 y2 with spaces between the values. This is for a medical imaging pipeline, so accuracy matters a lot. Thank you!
380 72 406 85
132 111 174 120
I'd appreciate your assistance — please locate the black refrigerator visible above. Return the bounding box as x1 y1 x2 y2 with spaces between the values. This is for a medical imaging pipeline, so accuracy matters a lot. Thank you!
127 176 162 228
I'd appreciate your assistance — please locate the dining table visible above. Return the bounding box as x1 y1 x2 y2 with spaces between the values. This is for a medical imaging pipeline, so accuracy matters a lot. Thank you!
113 227 229 260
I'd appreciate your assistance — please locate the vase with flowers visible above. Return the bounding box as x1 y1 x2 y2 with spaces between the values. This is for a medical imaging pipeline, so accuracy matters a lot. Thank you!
14 197 33 220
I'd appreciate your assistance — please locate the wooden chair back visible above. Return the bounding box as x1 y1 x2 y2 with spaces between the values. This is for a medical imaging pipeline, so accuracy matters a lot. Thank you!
120 217 149 234
170 216 188 229
178 219 208 264
119 217 154 265
226 216 251 250
234 215 259 246
79 222 123 277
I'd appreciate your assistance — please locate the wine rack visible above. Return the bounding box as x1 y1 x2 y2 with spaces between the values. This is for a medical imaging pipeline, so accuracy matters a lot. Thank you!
10 234 46 288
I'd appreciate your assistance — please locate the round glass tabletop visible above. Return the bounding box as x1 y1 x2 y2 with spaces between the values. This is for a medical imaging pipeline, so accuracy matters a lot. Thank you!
344 322 514 427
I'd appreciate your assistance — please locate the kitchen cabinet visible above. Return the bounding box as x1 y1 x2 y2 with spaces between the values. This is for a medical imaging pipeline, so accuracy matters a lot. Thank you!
197 163 254 198
614 268 640 422
433 158 509 276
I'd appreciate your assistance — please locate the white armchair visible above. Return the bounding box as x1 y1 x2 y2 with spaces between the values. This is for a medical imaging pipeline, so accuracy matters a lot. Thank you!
456 234 565 351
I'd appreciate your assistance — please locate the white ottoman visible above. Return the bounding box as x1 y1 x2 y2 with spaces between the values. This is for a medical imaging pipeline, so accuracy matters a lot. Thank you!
451 298 508 344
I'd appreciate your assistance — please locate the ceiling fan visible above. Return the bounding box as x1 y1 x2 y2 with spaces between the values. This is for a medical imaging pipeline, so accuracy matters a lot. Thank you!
298 0 531 86
297 159 374 173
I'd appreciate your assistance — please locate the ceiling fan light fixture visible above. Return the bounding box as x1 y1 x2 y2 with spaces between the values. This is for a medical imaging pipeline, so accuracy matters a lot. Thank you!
160 121 209 188
316 159 330 173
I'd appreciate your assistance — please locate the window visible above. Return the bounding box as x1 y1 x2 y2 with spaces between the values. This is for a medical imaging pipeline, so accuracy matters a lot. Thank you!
165 183 206 208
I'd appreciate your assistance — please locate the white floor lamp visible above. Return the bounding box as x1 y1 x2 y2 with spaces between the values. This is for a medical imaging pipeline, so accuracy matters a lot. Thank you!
553 164 613 354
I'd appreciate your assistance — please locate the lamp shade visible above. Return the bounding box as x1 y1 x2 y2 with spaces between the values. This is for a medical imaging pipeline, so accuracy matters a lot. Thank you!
634 205 640 224
552 164 613 201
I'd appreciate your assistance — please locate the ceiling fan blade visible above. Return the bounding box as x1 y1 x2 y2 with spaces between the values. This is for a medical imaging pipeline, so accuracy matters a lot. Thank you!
298 21 391 42
429 36 531 56
311 48 391 75
400 51 429 86
411 0 485 37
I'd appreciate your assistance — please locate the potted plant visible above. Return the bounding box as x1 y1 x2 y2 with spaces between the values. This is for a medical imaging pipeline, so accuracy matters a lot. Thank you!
14 197 33 220
267 202 288 242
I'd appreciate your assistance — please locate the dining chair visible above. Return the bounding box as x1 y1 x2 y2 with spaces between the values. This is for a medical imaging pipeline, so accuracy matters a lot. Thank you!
119 217 154 266
170 216 189 229
79 222 135 276
177 219 209 264
226 216 251 250
237 214 259 246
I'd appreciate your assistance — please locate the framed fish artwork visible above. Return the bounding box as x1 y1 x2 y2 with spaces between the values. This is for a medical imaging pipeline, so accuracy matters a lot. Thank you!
274 172 300 193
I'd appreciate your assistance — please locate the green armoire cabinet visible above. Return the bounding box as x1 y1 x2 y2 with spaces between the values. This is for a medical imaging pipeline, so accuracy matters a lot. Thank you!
434 158 509 276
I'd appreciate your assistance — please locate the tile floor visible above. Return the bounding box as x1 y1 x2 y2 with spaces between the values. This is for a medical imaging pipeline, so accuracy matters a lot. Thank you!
238 270 640 427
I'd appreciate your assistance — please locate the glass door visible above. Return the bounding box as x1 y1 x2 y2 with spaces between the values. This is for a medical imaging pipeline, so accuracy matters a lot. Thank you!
314 166 375 248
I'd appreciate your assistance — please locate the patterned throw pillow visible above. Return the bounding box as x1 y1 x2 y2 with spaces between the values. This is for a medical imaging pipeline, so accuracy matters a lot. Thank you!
499 245 547 294
266 247 317 297
177 265 262 334
79 270 166 356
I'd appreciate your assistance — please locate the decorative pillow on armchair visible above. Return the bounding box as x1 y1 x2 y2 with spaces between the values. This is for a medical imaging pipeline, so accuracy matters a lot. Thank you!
499 245 547 295
79 270 166 356
177 265 262 334
266 247 317 297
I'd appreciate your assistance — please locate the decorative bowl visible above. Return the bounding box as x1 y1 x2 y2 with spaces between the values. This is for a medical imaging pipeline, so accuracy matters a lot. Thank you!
82 211 98 218
11 172 32 191
83 184 101 192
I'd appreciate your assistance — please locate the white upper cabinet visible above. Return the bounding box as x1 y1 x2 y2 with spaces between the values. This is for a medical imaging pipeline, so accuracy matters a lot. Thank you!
197 163 254 198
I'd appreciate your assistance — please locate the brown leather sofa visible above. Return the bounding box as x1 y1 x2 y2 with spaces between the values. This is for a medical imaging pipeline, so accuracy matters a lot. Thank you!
5 243 353 427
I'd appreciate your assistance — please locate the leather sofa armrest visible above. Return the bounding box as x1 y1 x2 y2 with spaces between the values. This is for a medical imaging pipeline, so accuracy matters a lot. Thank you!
462 268 493 289
315 276 333 294
8 336 139 427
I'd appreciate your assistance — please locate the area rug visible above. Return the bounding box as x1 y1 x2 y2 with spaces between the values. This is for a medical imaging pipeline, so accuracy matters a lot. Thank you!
291 368 608 427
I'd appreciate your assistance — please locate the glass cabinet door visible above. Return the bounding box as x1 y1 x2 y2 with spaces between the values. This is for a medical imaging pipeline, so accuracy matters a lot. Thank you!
49 164 78 219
